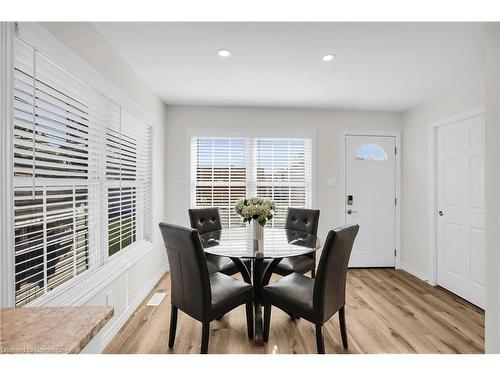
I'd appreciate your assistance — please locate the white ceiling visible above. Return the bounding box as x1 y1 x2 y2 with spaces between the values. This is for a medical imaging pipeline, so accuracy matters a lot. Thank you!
93 22 484 112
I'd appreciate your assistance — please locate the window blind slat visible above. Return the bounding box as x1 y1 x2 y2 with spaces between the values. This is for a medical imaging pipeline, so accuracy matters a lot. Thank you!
254 138 311 228
13 185 91 306
12 37 153 307
192 136 312 229
192 137 248 228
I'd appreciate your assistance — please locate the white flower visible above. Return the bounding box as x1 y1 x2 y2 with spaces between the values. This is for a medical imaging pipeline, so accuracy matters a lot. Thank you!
234 197 275 226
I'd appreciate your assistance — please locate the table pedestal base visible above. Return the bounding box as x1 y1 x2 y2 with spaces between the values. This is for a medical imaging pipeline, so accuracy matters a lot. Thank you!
253 258 263 345
254 258 282 346
229 256 283 346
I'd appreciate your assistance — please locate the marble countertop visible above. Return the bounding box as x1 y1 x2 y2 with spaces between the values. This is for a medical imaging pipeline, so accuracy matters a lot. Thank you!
0 306 114 354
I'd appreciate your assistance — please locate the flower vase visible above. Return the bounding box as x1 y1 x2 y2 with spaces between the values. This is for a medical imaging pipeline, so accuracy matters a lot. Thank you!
252 220 264 242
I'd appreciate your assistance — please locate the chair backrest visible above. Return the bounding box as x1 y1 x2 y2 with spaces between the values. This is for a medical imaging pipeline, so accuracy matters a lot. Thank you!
313 225 359 323
158 223 211 321
188 207 222 235
285 208 320 235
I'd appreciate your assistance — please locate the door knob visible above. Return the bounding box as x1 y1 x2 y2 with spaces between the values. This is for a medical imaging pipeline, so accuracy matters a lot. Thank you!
347 209 358 215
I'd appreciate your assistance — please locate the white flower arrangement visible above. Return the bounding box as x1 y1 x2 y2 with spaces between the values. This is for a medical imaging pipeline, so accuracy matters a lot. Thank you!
235 197 275 227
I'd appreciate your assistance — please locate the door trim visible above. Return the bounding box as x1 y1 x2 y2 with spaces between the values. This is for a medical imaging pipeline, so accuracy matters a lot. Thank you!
426 107 484 286
340 129 401 268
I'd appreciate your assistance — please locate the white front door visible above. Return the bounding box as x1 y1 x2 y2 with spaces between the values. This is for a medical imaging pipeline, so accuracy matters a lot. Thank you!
437 114 485 308
345 135 397 267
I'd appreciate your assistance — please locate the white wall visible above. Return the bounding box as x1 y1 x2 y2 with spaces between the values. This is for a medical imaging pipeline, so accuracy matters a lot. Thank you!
400 80 484 280
39 22 169 350
484 23 500 354
164 105 401 244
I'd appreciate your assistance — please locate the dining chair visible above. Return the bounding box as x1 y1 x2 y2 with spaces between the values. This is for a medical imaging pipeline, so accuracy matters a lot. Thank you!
262 224 359 354
189 207 251 275
271 207 320 277
158 223 254 354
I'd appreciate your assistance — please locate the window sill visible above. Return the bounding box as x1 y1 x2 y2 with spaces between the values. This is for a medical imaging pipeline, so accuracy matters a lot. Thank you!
26 240 154 307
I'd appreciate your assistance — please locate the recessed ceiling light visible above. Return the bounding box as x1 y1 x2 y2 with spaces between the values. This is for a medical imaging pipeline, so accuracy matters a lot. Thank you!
322 53 336 62
217 49 232 58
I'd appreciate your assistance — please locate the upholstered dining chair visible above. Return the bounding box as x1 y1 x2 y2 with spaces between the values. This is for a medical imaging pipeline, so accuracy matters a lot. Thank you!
188 207 251 275
159 223 254 354
262 224 359 354
272 207 320 277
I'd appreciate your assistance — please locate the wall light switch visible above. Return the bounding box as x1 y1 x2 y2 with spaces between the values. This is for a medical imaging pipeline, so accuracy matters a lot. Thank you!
328 177 337 187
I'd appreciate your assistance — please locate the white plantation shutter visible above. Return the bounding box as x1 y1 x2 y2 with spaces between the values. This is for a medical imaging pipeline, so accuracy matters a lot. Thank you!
13 184 98 306
13 39 96 181
106 111 152 256
191 137 247 228
12 37 153 306
191 135 312 229
254 138 312 227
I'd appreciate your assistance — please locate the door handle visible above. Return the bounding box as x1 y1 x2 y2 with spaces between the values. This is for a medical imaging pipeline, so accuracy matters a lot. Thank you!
347 209 358 215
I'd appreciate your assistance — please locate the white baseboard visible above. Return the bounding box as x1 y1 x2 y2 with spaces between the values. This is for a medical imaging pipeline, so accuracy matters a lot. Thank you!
98 263 169 352
399 263 429 283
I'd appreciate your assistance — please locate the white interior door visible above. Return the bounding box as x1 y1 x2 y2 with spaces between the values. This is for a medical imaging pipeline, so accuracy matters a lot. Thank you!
437 114 485 308
345 135 396 267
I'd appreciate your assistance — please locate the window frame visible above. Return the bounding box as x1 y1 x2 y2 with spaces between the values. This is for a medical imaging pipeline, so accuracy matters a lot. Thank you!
187 127 316 228
354 143 389 161
1 23 156 308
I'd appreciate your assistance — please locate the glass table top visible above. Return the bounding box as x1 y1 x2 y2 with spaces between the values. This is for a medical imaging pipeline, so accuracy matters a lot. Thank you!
199 227 321 259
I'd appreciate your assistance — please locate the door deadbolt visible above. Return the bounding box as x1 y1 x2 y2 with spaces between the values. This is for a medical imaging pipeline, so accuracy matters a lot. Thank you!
347 195 353 206
347 209 358 215
438 210 444 216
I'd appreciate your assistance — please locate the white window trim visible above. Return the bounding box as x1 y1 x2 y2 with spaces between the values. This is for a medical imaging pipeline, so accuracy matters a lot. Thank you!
1 22 156 307
1 22 16 307
185 127 317 220
25 240 153 307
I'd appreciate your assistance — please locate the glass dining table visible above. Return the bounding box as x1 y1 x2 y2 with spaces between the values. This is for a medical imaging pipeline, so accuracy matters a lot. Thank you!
199 226 321 345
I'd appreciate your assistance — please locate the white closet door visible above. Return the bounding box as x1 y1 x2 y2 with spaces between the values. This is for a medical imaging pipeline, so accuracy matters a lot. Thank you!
437 114 485 308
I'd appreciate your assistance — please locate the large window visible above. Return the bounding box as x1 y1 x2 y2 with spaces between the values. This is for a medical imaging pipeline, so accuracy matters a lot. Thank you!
191 135 312 228
12 38 152 307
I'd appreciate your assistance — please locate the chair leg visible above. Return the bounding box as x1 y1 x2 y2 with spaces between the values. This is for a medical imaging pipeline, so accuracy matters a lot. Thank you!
263 304 271 342
315 324 325 354
246 302 254 339
200 322 210 354
339 306 348 349
288 312 300 320
311 253 316 278
168 305 178 348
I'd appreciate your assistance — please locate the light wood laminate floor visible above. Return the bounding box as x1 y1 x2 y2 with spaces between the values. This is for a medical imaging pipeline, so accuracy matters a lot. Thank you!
105 269 484 354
